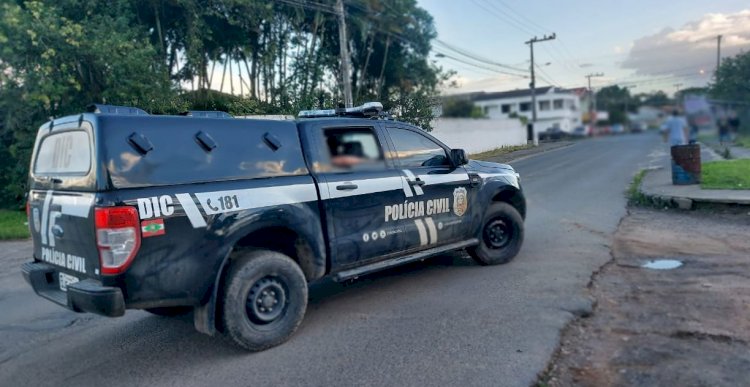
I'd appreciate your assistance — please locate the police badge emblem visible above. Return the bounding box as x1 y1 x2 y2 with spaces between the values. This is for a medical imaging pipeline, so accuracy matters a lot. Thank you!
453 187 468 217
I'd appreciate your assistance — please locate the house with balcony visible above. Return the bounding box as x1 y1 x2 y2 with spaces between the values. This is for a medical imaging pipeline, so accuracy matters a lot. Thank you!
471 87 582 133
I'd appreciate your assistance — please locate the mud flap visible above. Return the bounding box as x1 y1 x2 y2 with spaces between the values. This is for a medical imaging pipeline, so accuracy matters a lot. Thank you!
194 297 216 336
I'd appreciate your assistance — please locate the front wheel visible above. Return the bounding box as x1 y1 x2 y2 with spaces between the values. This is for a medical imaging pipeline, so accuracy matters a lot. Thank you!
468 202 524 265
221 249 308 351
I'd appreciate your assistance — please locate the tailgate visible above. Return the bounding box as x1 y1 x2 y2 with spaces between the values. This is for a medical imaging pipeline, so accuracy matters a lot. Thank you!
28 117 100 283
28 190 99 281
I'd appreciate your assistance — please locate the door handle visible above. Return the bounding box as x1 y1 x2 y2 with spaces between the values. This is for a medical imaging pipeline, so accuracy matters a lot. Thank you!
409 179 425 186
336 183 358 191
51 225 64 238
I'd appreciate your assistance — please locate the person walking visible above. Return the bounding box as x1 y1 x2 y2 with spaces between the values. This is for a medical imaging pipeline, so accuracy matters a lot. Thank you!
718 116 731 146
728 110 740 142
662 109 689 146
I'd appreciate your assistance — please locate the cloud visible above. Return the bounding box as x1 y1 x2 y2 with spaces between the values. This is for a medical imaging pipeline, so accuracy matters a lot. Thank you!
622 9 750 76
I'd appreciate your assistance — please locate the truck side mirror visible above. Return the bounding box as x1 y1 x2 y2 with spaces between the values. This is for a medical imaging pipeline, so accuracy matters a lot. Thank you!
450 149 468 166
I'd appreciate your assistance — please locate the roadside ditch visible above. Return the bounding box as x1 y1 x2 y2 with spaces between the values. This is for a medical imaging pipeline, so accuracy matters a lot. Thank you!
537 205 750 386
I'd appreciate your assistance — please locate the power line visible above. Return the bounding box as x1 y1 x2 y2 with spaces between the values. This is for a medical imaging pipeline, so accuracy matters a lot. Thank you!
601 72 710 89
433 40 527 73
348 0 536 80
495 1 551 34
484 1 586 78
473 0 537 37
605 64 714 86
275 0 337 14
435 52 528 78
534 63 562 88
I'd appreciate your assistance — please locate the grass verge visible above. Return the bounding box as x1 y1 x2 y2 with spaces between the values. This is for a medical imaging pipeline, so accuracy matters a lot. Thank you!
470 144 532 160
0 210 30 240
627 169 649 206
701 159 750 190
736 135 750 149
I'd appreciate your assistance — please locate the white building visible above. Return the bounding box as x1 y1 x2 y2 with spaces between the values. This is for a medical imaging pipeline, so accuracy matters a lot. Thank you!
471 87 582 133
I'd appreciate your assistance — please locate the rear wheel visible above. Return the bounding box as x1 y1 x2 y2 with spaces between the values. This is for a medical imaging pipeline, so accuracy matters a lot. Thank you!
221 249 307 351
468 202 524 265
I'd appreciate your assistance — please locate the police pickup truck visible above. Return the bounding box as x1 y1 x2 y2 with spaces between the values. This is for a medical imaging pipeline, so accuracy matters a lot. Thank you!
22 102 526 351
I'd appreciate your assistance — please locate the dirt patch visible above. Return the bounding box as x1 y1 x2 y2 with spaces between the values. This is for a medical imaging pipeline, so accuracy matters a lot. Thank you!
541 208 750 386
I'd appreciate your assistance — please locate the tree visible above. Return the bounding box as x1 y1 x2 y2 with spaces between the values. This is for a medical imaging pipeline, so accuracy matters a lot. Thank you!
0 0 174 206
638 91 671 107
710 51 750 104
0 0 447 208
595 85 636 124
710 50 750 135
441 99 484 118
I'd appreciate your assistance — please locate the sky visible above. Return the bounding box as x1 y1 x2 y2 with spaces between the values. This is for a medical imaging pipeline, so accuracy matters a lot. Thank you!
418 0 750 95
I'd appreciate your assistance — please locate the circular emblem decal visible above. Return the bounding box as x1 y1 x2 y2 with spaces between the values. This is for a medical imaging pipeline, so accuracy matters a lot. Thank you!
453 187 468 217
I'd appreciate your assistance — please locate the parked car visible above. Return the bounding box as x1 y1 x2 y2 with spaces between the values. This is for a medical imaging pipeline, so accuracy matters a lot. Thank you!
539 127 566 141
22 102 527 351
630 122 646 133
610 123 624 134
571 126 588 137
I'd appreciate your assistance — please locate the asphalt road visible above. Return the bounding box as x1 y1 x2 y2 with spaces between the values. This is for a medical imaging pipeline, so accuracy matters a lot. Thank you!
0 133 660 387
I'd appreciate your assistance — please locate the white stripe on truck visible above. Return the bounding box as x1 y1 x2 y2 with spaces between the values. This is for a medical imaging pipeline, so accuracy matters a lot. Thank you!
175 193 207 228
195 184 319 216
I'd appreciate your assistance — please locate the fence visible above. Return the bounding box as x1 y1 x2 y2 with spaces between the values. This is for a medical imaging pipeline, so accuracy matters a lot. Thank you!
429 118 527 154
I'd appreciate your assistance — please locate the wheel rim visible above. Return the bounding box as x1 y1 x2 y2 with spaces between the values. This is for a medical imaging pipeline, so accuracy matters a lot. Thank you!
245 276 287 324
483 218 512 249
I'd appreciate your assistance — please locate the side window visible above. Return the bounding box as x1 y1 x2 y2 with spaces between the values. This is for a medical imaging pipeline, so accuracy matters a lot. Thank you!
389 128 449 168
324 127 384 170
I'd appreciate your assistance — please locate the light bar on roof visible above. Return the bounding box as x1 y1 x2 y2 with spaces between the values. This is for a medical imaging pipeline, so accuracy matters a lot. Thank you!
298 102 384 118
298 109 338 118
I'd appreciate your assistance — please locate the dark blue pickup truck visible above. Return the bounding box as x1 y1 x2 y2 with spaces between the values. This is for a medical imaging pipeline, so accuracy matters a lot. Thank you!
22 102 525 351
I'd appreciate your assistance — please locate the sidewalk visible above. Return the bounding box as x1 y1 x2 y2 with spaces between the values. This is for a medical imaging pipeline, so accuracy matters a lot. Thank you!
728 144 750 159
701 138 750 159
638 143 750 209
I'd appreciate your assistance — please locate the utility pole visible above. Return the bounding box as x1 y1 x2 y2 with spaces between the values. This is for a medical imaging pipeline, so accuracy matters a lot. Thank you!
525 33 556 146
716 34 723 76
585 72 604 128
624 85 637 121
336 0 353 107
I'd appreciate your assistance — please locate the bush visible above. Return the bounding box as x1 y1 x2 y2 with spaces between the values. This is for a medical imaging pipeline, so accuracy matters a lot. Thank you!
441 99 484 118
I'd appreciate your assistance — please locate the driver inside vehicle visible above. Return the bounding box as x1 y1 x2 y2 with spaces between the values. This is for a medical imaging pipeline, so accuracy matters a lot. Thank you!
326 129 382 169
330 141 367 168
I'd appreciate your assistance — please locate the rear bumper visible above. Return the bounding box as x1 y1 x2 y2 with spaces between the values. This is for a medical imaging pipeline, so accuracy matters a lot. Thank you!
22 262 125 317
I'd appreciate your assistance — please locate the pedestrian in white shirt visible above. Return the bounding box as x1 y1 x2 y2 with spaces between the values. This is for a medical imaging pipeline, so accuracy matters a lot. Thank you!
661 110 689 146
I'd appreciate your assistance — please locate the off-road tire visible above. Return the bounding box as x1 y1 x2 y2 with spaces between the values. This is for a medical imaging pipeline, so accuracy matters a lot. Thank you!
468 202 524 265
145 306 193 317
221 249 307 351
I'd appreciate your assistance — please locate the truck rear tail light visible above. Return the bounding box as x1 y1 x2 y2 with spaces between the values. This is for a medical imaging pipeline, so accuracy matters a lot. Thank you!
25 201 31 233
95 206 141 275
